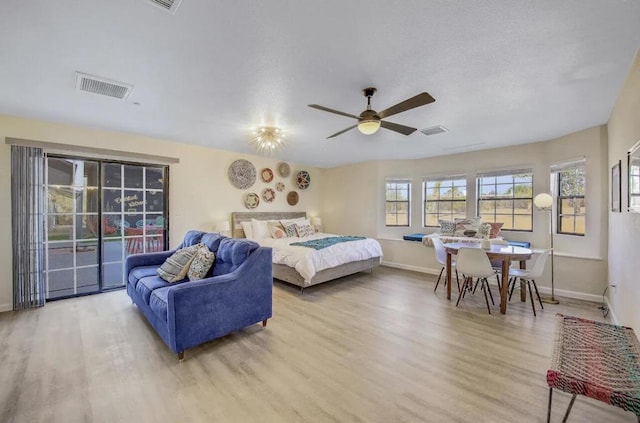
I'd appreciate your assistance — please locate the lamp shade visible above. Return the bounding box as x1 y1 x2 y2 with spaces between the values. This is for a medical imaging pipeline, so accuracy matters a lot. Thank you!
357 119 381 135
534 193 553 209
216 221 231 232
311 217 322 226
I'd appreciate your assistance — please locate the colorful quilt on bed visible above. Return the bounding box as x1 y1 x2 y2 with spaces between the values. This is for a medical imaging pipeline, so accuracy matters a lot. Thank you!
290 236 366 250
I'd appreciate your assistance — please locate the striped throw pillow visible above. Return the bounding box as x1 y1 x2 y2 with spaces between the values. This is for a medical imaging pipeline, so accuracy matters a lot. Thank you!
157 244 201 283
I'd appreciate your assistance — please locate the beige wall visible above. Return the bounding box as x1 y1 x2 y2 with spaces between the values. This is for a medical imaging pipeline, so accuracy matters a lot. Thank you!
607 50 640 328
0 114 323 311
0 102 616 310
323 126 609 300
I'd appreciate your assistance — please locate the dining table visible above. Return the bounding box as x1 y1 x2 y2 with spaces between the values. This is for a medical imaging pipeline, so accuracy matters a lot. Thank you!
444 242 533 314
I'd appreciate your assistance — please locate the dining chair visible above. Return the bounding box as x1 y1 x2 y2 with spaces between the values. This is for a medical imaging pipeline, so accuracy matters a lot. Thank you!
455 247 497 314
432 237 460 293
507 249 550 316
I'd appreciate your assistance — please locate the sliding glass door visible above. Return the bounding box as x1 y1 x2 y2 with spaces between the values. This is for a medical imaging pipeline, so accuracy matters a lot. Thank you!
44 156 168 300
102 163 167 289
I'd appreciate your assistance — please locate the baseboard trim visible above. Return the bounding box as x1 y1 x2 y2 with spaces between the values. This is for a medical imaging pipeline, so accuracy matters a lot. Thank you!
381 261 440 276
0 303 13 313
604 296 619 324
533 287 601 303
380 261 602 303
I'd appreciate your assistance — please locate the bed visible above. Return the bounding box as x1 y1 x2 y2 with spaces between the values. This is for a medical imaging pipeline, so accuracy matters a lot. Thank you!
231 212 383 292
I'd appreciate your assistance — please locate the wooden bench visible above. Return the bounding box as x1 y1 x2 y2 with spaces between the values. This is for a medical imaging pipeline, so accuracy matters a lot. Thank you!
547 314 640 422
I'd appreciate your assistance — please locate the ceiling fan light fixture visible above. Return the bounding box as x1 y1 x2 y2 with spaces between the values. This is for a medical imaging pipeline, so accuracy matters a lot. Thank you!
250 126 285 153
357 119 381 135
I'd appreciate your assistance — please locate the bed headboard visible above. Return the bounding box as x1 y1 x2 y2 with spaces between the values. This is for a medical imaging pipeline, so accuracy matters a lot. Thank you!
231 211 307 238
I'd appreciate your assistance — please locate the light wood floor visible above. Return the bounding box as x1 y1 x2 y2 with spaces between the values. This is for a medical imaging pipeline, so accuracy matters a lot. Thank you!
0 267 635 423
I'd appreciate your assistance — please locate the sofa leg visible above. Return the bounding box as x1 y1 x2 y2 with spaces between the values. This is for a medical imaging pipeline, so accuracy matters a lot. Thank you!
262 319 268 327
177 351 184 361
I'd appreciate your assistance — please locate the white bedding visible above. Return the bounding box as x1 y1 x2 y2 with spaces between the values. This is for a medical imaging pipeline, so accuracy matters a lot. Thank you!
256 233 383 283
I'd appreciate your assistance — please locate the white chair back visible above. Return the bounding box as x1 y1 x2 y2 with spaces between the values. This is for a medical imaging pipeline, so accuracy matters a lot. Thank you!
526 248 552 279
432 237 447 266
456 247 496 278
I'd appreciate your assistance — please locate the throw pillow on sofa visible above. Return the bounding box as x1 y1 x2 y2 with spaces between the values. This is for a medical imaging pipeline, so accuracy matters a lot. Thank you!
158 244 202 283
454 217 482 233
488 222 504 238
439 220 456 235
188 245 215 281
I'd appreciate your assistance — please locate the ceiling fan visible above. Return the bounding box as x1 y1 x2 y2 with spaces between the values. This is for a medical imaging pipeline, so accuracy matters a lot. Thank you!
308 87 435 139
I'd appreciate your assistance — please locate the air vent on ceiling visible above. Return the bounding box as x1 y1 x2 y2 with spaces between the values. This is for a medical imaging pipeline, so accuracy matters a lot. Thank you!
144 0 183 14
420 125 449 136
75 72 133 100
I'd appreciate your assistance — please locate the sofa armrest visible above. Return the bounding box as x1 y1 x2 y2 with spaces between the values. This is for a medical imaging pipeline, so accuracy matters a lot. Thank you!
125 249 177 275
166 247 273 352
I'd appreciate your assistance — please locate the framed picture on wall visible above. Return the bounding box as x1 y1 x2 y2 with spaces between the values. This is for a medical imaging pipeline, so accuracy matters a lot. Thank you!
612 160 621 212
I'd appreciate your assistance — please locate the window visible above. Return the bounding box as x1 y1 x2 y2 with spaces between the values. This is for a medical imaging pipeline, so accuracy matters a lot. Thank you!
477 169 533 231
385 179 411 226
423 176 466 226
554 160 586 235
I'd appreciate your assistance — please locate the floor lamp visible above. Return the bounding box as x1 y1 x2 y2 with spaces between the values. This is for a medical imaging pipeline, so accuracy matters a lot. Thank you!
533 193 559 304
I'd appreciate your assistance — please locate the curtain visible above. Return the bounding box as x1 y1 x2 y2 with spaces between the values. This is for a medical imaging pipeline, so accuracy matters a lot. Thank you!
11 145 45 310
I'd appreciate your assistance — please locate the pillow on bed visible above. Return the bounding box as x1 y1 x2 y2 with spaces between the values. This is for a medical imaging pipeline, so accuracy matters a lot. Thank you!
268 222 288 239
295 223 315 237
240 221 254 239
280 217 308 227
283 223 299 237
251 219 273 240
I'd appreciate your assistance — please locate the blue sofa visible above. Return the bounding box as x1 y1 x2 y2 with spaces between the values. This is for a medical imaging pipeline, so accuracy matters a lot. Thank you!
125 230 273 360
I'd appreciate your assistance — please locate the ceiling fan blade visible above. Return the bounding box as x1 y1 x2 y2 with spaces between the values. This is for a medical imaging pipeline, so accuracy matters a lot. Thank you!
380 120 418 136
377 92 435 119
327 125 358 139
308 104 360 120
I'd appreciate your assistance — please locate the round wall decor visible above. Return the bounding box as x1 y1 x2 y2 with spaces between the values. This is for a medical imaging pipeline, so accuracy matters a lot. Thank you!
244 192 260 209
262 188 275 203
276 182 285 192
228 159 256 189
296 170 311 190
260 168 274 183
287 191 299 206
278 162 290 178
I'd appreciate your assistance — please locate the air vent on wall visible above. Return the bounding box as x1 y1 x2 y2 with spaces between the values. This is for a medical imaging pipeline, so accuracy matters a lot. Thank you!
420 125 449 136
144 0 183 14
75 72 133 100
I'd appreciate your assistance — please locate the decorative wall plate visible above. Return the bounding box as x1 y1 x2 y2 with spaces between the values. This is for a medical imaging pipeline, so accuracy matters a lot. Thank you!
260 168 274 183
276 182 285 192
278 162 290 178
228 159 256 189
296 170 311 190
244 192 260 209
262 188 275 203
287 191 299 206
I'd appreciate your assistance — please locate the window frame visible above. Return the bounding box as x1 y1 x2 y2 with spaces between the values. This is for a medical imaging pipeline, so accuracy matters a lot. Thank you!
422 176 467 227
555 162 586 236
476 169 534 232
385 179 411 227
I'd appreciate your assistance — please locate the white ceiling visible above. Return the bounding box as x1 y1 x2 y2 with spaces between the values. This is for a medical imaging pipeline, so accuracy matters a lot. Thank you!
1 1 639 167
